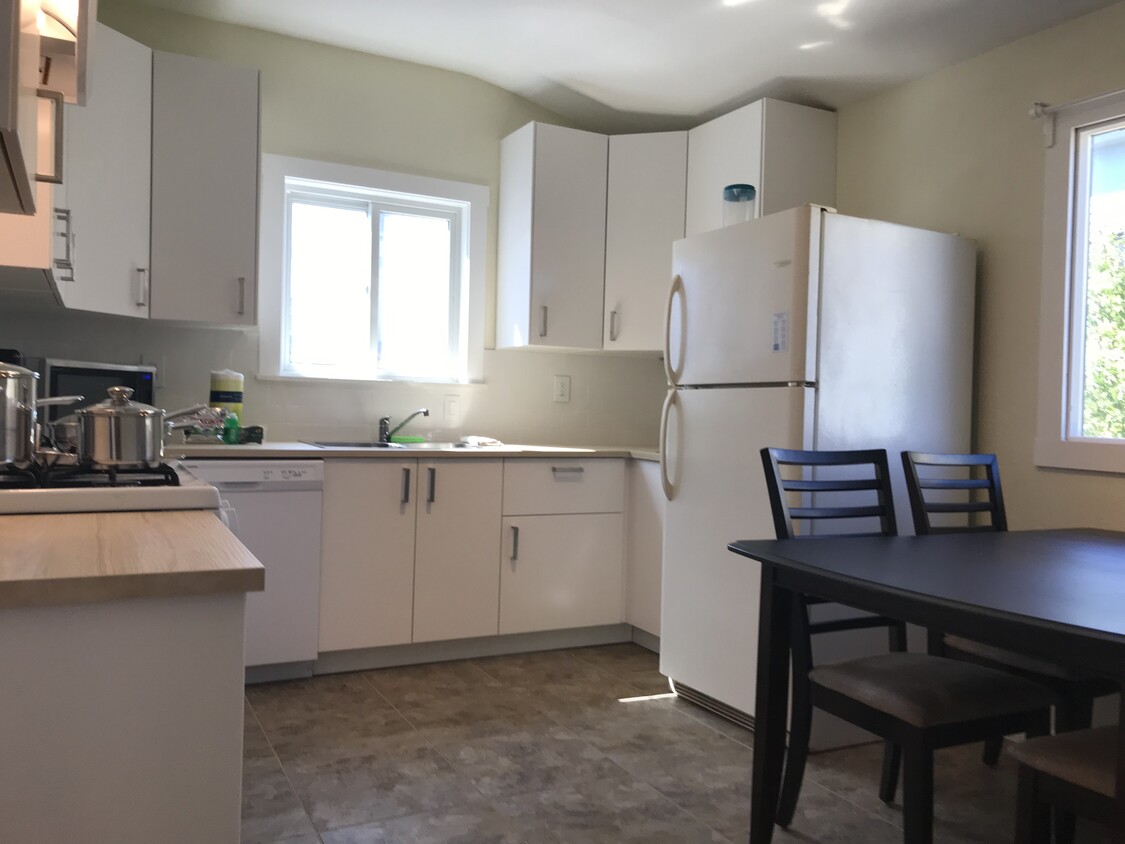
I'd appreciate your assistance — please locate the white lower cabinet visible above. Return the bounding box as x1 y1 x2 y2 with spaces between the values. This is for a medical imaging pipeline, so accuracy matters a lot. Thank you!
499 458 626 635
500 513 625 634
318 460 417 652
413 460 503 643
625 459 665 638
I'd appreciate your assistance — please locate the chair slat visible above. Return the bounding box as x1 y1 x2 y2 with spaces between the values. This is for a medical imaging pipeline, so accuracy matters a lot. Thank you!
925 501 994 514
916 478 991 490
791 505 886 520
782 478 882 493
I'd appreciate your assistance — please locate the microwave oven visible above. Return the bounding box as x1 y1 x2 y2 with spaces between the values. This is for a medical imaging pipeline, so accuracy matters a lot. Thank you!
36 358 157 421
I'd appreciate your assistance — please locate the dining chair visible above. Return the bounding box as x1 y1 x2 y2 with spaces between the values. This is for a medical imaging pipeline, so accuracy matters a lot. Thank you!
901 452 1117 748
1007 725 1117 844
761 447 1056 843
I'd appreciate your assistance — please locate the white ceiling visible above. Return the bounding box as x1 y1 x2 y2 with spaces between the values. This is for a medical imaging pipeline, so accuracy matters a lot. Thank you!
133 0 1117 132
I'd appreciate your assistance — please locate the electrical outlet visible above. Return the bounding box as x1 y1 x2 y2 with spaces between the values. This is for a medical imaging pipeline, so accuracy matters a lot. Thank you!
444 394 461 423
553 375 571 403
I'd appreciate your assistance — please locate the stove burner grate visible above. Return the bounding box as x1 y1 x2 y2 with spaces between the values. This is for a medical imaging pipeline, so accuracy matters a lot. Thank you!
38 463 182 489
0 463 41 489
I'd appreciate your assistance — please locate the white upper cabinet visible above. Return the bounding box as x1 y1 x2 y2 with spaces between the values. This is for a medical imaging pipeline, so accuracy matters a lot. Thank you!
149 50 259 325
604 131 686 352
497 122 607 350
685 98 837 237
0 0 40 215
57 23 151 318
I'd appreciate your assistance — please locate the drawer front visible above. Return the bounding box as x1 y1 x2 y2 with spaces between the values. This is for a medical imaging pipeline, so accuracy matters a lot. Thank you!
502 458 625 515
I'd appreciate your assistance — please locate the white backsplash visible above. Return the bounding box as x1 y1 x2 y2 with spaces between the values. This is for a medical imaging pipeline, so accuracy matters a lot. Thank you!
1 304 668 446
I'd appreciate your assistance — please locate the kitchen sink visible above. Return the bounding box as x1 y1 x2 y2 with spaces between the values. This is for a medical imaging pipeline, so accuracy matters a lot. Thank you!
305 441 469 449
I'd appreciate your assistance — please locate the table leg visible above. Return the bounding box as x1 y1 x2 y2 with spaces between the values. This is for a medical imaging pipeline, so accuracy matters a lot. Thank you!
1115 689 1125 843
750 563 792 844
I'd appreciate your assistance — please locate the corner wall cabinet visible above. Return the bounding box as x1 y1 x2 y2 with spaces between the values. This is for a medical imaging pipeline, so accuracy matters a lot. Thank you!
604 131 687 352
685 97 837 236
0 0 40 215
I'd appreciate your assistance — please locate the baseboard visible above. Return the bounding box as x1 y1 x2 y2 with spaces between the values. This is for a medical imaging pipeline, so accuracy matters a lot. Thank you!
313 623 634 675
630 626 660 654
245 661 315 684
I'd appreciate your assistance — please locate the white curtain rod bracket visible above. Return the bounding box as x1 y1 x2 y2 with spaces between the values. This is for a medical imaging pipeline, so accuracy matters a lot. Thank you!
1030 88 1125 149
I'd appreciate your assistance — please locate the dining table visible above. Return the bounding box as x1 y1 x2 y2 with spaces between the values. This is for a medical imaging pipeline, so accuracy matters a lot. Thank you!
727 528 1125 844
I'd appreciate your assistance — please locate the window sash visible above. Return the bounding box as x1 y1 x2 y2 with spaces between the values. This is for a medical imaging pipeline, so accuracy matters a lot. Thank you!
280 185 467 382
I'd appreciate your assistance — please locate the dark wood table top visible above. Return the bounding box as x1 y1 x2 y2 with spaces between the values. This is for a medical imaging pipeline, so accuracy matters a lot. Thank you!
729 528 1125 644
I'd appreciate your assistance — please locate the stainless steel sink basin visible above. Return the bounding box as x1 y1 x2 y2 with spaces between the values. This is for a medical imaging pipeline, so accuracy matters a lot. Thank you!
306 441 403 449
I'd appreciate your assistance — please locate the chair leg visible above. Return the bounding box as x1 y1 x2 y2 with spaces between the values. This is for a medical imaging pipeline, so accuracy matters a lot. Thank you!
981 736 1003 767
902 744 934 844
879 740 901 804
1014 765 1050 844
775 678 812 827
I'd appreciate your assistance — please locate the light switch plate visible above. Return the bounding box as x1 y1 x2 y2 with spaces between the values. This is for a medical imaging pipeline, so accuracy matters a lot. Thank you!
553 375 571 403
444 395 461 423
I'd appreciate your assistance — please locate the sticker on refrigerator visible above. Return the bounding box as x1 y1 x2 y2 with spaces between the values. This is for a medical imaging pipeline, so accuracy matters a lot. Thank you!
771 312 790 353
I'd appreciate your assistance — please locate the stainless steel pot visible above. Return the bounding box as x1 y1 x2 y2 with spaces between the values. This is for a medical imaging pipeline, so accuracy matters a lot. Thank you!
0 362 36 466
74 386 209 469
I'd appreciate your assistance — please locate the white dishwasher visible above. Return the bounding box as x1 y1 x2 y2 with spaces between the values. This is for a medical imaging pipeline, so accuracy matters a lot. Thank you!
182 460 323 670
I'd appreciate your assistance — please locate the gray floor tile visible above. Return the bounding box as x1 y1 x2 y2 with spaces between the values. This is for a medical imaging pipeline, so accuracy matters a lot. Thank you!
319 805 528 844
287 742 487 832
566 643 673 694
240 755 319 844
363 659 502 704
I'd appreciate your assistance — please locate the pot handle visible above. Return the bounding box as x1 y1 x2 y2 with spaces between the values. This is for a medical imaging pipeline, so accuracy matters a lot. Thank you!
36 395 84 407
163 403 211 422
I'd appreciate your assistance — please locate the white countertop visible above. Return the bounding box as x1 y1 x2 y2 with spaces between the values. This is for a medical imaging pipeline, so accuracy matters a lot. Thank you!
168 441 661 461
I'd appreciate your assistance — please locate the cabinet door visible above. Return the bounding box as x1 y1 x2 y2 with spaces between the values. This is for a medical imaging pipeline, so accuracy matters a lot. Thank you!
604 132 686 351
319 460 417 652
502 458 625 516
0 0 39 214
500 513 624 634
626 460 665 638
149 51 259 325
59 23 152 318
759 99 837 216
413 460 503 643
685 100 763 237
497 122 607 350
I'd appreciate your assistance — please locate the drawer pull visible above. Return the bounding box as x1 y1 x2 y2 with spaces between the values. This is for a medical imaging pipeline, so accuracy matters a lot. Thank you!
551 466 584 476
401 467 411 504
511 525 520 561
427 467 437 503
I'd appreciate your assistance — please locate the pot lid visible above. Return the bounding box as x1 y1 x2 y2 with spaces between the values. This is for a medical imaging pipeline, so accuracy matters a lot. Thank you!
0 362 37 380
76 386 162 418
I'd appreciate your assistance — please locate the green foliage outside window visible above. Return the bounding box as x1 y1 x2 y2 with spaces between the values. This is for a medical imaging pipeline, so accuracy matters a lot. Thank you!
1083 227 1125 438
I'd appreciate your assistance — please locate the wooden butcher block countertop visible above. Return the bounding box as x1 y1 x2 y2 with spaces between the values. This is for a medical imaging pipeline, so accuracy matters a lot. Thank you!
0 510 264 609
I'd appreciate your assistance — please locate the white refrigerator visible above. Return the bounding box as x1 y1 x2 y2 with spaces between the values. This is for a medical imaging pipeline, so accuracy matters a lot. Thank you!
658 204 975 746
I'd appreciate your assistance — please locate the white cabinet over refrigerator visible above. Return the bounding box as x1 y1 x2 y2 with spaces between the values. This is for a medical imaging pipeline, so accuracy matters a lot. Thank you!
659 205 976 746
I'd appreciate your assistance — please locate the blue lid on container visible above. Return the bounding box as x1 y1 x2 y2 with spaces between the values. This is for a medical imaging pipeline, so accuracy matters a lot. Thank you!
722 184 757 202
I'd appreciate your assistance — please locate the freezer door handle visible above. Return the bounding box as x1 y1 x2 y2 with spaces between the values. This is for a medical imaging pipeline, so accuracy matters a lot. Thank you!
659 389 678 501
664 274 685 386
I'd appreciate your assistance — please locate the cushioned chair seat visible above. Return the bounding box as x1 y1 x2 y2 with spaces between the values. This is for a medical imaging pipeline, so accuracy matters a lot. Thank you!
809 652 1057 728
944 635 1098 681
1007 726 1118 798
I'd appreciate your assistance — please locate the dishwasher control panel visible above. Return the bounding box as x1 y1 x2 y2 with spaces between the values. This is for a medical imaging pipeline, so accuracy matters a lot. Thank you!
180 460 325 485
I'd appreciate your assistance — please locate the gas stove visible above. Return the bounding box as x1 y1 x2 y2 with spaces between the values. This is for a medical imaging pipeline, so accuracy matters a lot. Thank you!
0 461 221 515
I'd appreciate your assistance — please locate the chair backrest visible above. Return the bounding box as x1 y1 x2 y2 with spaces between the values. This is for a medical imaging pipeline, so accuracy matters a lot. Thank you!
760 447 898 540
900 451 1007 535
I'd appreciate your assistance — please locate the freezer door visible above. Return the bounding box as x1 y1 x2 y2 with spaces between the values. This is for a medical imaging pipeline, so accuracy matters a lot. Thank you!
659 385 813 717
667 205 819 387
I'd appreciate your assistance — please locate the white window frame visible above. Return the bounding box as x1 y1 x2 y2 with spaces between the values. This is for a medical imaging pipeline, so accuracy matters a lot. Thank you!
1035 91 1125 472
259 153 488 383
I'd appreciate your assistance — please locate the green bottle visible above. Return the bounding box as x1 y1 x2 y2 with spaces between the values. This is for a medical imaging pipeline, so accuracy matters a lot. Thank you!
222 413 241 445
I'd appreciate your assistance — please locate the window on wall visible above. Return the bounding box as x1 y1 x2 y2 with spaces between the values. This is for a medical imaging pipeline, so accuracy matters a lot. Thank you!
259 155 488 383
1036 92 1125 471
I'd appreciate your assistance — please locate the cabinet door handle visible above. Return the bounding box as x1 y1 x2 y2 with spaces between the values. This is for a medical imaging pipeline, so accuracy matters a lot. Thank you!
401 467 411 504
609 309 618 342
539 305 548 338
511 525 520 561
53 209 74 281
135 268 148 307
35 89 64 184
427 467 436 503
551 466 584 475
237 276 246 316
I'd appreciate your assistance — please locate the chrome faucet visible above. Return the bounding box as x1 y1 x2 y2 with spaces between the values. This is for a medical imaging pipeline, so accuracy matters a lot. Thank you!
378 408 429 443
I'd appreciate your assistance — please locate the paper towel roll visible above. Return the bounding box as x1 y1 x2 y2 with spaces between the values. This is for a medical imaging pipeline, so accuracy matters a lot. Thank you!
209 369 244 420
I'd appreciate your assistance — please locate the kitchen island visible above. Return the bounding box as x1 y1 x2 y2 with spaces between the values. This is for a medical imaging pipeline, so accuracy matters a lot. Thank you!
0 510 263 844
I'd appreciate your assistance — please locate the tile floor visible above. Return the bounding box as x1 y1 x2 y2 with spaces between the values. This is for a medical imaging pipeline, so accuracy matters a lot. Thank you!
241 643 1109 843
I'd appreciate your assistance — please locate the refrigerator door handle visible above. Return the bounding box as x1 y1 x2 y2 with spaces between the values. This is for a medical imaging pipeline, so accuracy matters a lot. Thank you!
659 389 678 501
664 274 685 386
